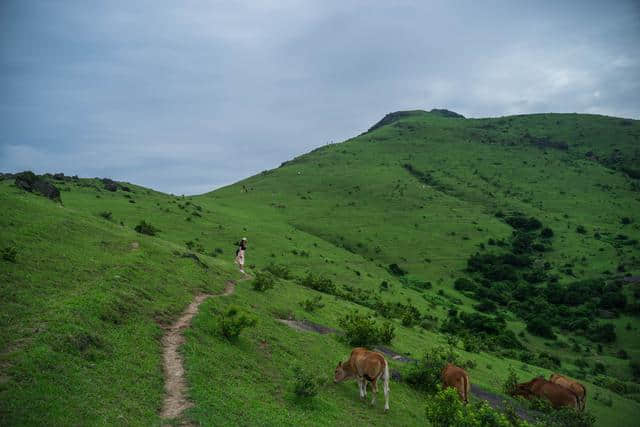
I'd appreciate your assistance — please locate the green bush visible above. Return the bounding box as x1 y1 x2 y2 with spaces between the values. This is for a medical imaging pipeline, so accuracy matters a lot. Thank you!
503 366 519 395
526 317 556 339
299 272 336 294
388 263 407 276
338 311 395 346
540 407 596 427
299 295 324 312
292 366 321 398
252 271 275 292
630 360 640 381
425 387 521 427
217 306 257 340
405 346 457 393
98 211 113 220
264 262 291 279
134 220 159 236
2 246 17 262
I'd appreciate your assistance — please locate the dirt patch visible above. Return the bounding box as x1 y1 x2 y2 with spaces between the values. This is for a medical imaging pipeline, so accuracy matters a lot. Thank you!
130 241 139 250
374 346 417 363
277 319 340 335
160 277 245 423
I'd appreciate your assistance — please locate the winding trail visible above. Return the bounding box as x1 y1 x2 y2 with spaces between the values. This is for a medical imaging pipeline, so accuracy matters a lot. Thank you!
160 278 244 423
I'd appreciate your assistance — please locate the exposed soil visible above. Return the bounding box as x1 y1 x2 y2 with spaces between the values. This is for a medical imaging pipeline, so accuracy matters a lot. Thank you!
276 319 340 335
160 276 245 424
374 346 417 363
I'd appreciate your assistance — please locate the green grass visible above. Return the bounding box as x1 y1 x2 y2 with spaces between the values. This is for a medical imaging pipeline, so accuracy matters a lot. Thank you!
1 110 639 425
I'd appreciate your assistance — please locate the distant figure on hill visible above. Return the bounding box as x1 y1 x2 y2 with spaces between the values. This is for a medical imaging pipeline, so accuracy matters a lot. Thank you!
235 237 248 274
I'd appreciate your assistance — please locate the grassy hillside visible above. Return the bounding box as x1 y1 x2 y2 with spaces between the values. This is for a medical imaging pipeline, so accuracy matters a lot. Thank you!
1 110 639 425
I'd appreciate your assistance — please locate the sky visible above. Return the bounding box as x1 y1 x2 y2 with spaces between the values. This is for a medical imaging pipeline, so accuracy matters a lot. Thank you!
1 1 639 195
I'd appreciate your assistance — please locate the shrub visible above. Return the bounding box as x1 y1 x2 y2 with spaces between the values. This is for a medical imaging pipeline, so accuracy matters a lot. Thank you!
503 366 519 395
576 225 587 234
264 262 291 279
388 263 407 276
134 220 159 236
292 366 321 398
99 211 113 220
425 387 518 427
217 306 257 340
2 246 17 263
454 278 477 292
405 346 457 393
379 280 392 292
586 323 616 343
299 272 336 294
252 271 275 292
631 360 640 381
526 317 556 339
541 227 554 238
541 407 596 427
299 295 324 312
339 312 395 346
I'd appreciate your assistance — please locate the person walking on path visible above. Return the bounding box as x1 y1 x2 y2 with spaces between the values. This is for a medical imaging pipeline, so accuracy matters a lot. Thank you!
235 237 248 274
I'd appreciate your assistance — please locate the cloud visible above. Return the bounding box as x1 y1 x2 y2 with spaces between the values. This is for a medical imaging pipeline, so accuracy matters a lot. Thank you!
1 0 639 194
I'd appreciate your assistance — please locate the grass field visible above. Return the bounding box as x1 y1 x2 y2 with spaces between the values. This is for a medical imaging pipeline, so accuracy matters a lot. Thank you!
1 110 639 425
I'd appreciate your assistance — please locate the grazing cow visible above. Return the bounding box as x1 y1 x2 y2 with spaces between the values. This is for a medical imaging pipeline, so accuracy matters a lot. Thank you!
441 363 470 404
511 376 579 409
334 347 390 411
550 374 586 411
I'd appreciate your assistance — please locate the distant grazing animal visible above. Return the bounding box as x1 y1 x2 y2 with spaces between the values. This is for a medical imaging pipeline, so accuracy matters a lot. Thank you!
550 373 586 411
511 376 578 409
441 363 470 403
334 347 390 411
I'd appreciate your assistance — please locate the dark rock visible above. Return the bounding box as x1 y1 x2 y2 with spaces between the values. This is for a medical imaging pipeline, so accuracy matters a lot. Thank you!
103 179 118 192
14 171 61 201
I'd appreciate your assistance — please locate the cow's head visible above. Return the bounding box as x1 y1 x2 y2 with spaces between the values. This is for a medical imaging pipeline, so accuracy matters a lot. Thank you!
334 361 353 383
511 382 533 398
511 377 543 399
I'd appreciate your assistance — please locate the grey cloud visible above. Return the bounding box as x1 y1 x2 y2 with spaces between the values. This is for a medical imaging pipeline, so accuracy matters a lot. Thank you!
1 0 639 194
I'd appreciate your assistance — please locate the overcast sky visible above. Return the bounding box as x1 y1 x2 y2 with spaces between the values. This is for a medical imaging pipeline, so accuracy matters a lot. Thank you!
1 1 639 194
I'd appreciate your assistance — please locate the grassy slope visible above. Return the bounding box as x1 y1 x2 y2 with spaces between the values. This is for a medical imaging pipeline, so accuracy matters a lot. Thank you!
1 111 639 425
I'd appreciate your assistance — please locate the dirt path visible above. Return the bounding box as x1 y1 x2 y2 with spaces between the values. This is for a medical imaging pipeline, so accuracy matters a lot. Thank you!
160 276 246 423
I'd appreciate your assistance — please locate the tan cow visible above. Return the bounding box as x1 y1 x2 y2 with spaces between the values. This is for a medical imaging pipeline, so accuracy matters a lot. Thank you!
512 376 579 409
441 363 470 403
334 347 390 411
550 374 586 411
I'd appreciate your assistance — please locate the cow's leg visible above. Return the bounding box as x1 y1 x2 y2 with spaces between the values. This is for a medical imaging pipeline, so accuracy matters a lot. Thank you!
358 378 365 399
370 379 378 406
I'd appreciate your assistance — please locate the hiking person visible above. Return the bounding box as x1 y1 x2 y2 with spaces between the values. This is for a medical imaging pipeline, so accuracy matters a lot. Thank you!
235 237 248 274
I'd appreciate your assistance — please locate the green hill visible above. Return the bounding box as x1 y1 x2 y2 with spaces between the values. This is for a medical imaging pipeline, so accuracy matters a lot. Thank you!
1 111 639 426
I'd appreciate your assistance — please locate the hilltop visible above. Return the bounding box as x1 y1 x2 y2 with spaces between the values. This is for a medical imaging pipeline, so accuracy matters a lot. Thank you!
1 111 639 426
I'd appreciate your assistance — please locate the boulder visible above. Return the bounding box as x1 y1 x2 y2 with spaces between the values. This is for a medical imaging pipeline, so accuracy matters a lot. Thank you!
14 171 61 201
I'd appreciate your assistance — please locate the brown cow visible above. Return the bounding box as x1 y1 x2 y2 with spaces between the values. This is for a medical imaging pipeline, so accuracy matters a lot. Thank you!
334 347 390 411
550 374 586 411
441 363 470 403
512 376 578 409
